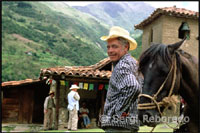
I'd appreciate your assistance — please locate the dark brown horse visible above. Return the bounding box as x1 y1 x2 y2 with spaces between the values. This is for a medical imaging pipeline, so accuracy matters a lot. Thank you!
138 39 199 132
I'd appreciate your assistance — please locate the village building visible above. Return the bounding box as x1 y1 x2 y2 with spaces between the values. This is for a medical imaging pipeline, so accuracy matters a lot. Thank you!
2 57 112 128
2 5 198 129
134 6 199 119
2 79 49 124
134 6 199 58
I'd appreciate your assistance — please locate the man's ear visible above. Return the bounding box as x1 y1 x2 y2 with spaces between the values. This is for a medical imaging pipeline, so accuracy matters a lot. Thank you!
167 38 186 54
126 43 130 51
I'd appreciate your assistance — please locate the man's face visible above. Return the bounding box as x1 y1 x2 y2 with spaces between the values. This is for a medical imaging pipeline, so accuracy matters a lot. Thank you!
50 93 54 97
107 38 128 62
72 89 77 92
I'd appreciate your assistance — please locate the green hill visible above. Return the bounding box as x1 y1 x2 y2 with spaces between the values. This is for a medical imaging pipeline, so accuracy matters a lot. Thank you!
2 1 143 82
2 1 109 82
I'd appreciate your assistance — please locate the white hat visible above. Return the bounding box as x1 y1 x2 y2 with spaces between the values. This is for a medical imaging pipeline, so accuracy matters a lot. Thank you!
100 26 137 50
69 84 80 90
49 90 55 95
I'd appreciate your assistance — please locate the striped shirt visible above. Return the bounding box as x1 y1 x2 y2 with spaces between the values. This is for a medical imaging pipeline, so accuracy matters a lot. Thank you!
101 53 143 130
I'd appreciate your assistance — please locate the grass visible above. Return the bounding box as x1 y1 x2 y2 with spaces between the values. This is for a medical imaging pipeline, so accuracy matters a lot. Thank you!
138 123 175 132
2 125 16 132
39 123 176 132
40 128 105 132
2 123 178 132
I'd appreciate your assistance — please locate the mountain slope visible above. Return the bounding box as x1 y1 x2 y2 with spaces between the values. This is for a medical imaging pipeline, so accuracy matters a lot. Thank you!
2 1 109 82
72 2 155 34
2 1 146 82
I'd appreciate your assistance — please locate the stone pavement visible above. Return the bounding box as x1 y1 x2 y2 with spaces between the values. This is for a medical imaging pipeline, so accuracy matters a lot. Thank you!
2 123 43 132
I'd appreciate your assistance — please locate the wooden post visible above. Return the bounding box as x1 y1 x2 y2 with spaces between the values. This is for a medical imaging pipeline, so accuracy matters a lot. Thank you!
54 80 60 129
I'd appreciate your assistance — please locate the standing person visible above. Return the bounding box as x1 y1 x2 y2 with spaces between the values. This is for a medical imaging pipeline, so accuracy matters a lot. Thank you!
67 84 80 131
43 90 55 130
100 26 143 132
80 102 91 128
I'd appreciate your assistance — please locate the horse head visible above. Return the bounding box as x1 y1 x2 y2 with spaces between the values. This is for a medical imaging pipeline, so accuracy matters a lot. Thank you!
137 39 188 127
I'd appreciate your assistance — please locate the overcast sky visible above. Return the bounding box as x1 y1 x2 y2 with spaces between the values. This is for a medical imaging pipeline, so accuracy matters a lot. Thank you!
65 1 199 12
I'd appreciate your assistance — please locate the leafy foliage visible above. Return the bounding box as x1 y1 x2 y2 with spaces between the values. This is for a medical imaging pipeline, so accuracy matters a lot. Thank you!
2 1 142 82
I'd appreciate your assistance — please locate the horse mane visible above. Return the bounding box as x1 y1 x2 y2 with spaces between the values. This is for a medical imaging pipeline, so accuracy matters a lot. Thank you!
176 49 198 65
139 43 198 72
138 44 172 72
138 42 199 132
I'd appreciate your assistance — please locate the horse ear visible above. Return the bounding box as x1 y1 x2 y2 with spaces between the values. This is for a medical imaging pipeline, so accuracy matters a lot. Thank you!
168 38 186 54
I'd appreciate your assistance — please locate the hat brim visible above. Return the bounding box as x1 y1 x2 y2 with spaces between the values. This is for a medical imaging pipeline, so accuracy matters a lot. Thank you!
70 87 79 90
49 92 54 95
100 35 137 51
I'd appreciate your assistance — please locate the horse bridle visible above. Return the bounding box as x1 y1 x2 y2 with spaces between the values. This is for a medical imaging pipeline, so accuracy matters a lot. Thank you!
138 56 177 116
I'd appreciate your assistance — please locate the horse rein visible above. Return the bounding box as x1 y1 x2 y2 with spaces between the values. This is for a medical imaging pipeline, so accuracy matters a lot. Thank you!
138 56 179 131
138 56 177 113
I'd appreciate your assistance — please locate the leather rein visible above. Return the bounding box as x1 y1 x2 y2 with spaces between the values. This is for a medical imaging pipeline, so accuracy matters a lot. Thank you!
138 56 177 116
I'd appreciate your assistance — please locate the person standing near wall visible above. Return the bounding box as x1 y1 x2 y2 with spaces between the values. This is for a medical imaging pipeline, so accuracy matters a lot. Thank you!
43 90 55 130
100 26 143 132
67 84 80 131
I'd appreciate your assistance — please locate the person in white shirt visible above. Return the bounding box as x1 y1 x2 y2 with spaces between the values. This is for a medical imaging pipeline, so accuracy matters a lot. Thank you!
67 84 80 131
80 102 91 128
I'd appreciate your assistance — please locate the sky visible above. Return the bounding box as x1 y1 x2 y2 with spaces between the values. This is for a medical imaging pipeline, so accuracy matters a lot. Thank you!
65 1 199 12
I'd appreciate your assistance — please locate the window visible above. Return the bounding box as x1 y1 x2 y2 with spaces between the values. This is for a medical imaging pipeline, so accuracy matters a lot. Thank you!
150 28 153 42
178 22 190 40
149 28 153 46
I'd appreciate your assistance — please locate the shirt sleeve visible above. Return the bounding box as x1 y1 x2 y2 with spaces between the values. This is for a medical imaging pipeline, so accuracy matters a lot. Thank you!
74 92 80 101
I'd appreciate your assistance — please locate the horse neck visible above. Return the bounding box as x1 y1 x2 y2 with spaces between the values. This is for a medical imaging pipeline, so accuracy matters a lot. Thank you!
178 52 199 110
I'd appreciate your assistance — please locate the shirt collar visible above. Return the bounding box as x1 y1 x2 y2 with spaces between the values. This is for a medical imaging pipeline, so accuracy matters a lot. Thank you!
112 53 130 67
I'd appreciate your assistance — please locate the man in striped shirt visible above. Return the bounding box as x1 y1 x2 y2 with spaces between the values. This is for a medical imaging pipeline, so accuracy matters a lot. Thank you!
100 26 143 132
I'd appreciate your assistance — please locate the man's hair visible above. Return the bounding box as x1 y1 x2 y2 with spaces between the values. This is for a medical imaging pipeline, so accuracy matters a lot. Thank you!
117 37 130 50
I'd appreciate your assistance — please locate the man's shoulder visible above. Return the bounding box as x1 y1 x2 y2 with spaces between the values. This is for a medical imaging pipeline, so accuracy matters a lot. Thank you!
119 54 137 67
68 91 74 96
45 96 50 101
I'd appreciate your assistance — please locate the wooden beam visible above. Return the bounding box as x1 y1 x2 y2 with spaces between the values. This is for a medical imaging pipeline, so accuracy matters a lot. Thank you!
42 74 110 82
66 77 109 83
54 80 60 129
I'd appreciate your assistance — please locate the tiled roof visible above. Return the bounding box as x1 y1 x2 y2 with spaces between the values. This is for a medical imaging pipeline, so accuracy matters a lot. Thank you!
40 57 112 79
135 6 199 29
1 79 41 87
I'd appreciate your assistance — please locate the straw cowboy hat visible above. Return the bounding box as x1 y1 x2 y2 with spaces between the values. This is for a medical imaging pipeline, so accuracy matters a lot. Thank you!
49 90 54 95
69 84 80 90
100 26 137 50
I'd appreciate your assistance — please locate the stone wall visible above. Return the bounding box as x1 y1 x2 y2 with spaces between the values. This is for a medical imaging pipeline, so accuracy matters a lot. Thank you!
141 15 198 58
141 16 164 53
162 16 198 58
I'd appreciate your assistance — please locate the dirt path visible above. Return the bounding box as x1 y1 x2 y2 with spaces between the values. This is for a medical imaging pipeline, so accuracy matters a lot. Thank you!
2 123 44 132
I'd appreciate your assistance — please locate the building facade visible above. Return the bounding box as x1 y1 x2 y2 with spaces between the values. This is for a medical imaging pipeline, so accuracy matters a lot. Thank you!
135 6 199 58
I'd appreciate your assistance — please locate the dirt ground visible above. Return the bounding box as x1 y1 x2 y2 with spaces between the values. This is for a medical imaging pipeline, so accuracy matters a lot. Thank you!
2 123 69 132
